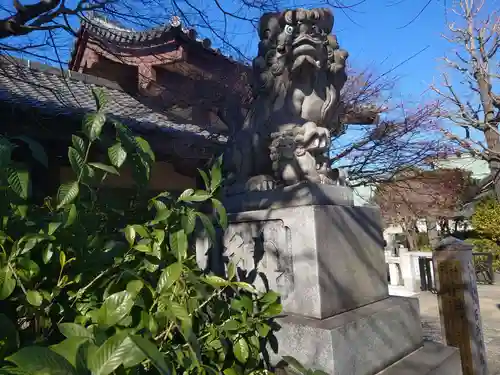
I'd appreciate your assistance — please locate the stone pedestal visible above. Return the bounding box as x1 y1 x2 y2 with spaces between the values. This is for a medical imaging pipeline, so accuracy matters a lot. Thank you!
433 237 488 375
196 184 462 375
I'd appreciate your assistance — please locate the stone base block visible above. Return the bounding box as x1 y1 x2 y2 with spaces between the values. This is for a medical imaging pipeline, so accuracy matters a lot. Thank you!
222 183 354 213
375 341 462 375
270 296 423 375
201 204 389 319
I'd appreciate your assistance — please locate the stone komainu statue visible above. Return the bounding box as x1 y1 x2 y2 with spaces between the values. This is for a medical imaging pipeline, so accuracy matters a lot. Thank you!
224 8 349 193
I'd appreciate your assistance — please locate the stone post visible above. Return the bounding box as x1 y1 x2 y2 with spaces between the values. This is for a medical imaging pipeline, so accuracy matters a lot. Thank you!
399 247 420 293
432 237 488 375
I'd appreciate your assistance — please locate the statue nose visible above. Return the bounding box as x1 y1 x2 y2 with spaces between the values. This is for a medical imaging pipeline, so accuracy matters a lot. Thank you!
299 23 311 34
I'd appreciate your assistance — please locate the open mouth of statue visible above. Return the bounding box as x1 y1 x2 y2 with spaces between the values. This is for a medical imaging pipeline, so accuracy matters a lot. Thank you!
291 35 322 72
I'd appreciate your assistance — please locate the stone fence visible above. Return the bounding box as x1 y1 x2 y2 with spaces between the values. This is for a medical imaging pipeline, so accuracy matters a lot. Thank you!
385 247 435 295
386 246 495 295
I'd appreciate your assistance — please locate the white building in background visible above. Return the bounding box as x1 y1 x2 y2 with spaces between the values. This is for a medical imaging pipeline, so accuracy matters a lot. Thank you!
351 153 491 237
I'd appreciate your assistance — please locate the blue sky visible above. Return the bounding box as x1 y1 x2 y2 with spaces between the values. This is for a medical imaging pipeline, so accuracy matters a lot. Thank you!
334 0 450 102
0 0 462 102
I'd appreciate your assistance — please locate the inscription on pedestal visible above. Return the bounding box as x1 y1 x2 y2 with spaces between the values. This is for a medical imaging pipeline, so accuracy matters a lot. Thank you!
433 237 488 375
437 260 473 374
223 220 294 300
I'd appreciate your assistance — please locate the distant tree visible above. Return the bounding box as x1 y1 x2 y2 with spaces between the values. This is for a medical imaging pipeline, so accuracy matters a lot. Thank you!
374 168 473 250
432 0 500 200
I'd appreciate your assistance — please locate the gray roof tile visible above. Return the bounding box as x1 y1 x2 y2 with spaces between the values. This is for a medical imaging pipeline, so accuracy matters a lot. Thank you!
0 55 227 144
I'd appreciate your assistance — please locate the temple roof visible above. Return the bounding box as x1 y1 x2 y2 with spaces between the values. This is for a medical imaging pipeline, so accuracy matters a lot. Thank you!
71 12 243 65
0 56 227 145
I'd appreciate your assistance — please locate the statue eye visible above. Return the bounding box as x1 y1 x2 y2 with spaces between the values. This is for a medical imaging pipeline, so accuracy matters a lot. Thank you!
284 25 294 35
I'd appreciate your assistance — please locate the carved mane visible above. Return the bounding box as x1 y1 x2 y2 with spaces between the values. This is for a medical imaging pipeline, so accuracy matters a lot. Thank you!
224 8 349 191
245 8 348 131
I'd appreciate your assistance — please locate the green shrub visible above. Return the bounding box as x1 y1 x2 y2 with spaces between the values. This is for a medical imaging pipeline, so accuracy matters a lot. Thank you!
0 90 281 375
469 198 500 271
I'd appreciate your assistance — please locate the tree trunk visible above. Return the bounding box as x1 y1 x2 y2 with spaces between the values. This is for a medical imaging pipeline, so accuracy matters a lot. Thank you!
426 216 439 248
403 219 418 251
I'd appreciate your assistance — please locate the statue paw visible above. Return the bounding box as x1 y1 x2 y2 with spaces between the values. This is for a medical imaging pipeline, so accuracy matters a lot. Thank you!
246 175 277 191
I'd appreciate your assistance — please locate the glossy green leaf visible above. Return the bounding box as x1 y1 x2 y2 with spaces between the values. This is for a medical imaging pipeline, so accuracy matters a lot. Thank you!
15 205 28 219
181 208 197 235
263 302 282 317
221 319 240 331
223 369 238 375
180 190 211 202
7 167 30 199
152 229 165 245
92 88 108 111
168 302 190 322
178 188 194 201
17 258 40 280
48 222 62 235
42 244 54 264
210 162 222 192
211 198 228 229
134 137 155 162
257 323 271 337
121 342 146 369
59 251 66 268
282 356 308 375
131 225 149 238
128 335 170 375
71 135 86 156
248 335 260 349
115 123 137 151
57 181 79 209
50 337 90 369
97 291 135 327
64 204 77 228
231 296 253 312
157 262 182 294
88 163 119 176
169 229 187 260
198 169 210 190
260 291 280 305
126 280 144 296
83 112 106 141
88 333 134 375
133 244 151 253
26 290 43 307
124 226 135 247
68 147 85 177
107 143 127 168
58 323 94 339
197 212 216 242
6 346 77 375
154 208 171 223
233 337 249 364
227 262 236 281
0 267 16 300
204 275 228 288
15 136 48 168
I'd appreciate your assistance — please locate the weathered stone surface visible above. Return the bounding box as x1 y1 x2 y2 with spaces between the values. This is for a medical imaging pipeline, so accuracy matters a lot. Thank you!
223 8 351 191
197 204 388 319
222 183 353 213
269 296 423 375
375 341 462 375
432 237 488 374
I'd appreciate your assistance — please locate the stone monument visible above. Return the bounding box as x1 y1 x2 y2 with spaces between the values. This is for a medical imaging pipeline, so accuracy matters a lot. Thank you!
433 237 488 375
197 8 463 375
